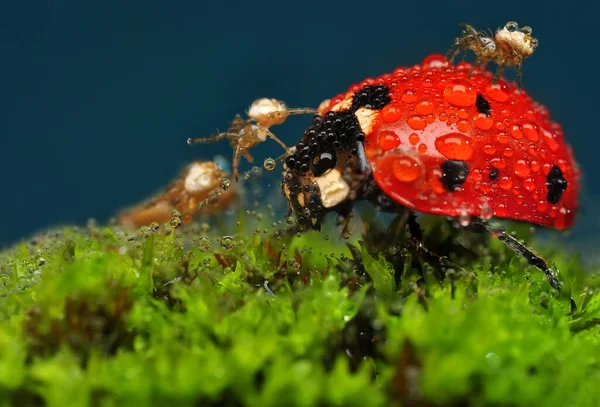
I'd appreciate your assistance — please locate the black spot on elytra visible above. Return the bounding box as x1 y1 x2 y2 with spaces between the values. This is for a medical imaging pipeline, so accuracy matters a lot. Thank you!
546 165 567 204
476 94 491 116
489 168 499 181
440 160 469 191
351 85 391 111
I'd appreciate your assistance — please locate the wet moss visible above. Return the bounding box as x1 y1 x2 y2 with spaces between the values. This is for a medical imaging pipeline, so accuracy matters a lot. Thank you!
0 213 598 406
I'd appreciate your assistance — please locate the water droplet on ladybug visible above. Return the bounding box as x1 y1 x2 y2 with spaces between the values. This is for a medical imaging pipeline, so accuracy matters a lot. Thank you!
542 128 560 152
480 203 493 220
499 177 513 190
523 178 536 192
381 103 402 122
490 158 506 169
392 156 421 183
522 123 540 142
514 160 531 177
474 113 494 130
509 125 523 140
456 119 470 132
421 54 448 70
402 90 418 103
484 82 509 102
459 208 471 227
378 130 401 151
443 80 477 107
407 115 427 130
409 133 420 145
435 133 474 160
416 100 434 115
495 204 507 217
483 145 496 155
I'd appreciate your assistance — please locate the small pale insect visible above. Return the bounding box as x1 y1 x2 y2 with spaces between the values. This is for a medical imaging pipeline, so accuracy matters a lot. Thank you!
187 98 317 182
446 21 538 88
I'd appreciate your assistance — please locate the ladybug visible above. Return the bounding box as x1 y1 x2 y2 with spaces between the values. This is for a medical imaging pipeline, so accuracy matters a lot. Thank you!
281 54 580 292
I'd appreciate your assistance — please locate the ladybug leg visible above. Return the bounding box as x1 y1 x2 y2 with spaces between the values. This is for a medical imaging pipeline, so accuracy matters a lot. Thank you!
406 213 461 271
467 220 562 290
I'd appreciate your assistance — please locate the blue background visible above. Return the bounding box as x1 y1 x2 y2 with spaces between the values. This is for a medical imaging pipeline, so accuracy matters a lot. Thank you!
1 0 597 246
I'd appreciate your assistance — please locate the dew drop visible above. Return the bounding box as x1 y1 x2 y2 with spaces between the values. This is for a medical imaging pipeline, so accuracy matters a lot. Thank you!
490 158 506 169
381 103 402 122
443 80 477 107
509 125 523 140
496 133 509 144
220 236 235 250
170 217 182 229
264 158 277 171
522 123 540 142
220 178 231 190
483 145 496 155
542 128 560 152
378 130 401 151
523 178 536 192
499 177 513 190
407 115 427 130
409 133 420 145
434 133 474 160
416 100 434 115
392 156 421 183
401 90 418 103
456 119 470 132
484 82 509 102
495 204 507 217
514 160 531 178
459 208 471 227
418 144 428 154
480 203 493 220
536 201 548 212
421 54 448 70
474 113 494 131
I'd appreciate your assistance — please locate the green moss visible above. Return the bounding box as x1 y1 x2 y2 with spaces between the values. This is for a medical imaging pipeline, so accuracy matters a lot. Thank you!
0 213 599 406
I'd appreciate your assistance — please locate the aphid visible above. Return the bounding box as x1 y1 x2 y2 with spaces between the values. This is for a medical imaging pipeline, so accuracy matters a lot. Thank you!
446 21 538 88
119 160 236 229
281 55 579 295
188 98 316 182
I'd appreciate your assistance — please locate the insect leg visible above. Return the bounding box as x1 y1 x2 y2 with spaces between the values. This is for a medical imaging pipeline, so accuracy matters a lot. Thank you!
264 129 290 151
407 213 463 271
187 131 232 145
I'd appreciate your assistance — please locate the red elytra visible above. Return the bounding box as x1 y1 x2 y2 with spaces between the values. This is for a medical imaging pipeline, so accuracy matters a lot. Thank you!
319 54 580 230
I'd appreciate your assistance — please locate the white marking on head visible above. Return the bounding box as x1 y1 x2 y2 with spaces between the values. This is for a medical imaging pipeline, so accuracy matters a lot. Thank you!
330 96 353 112
314 169 350 208
354 107 377 135
184 162 219 193
317 99 332 116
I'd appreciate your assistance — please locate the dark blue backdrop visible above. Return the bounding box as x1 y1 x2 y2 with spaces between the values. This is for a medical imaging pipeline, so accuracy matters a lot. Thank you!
1 0 597 245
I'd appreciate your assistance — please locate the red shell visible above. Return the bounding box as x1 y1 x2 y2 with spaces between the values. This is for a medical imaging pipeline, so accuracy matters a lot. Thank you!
323 55 580 229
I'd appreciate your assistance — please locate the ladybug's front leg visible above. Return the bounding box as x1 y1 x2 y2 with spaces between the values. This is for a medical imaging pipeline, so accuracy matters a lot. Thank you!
468 220 561 290
406 213 461 271
468 219 576 312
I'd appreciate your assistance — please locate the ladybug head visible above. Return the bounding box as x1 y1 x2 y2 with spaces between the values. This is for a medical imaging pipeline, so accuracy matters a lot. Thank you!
281 111 370 230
